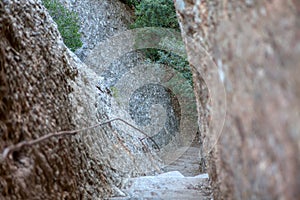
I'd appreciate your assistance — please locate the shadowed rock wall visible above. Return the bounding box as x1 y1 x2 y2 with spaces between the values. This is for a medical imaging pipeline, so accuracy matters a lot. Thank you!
175 0 300 199
0 0 114 199
0 0 160 199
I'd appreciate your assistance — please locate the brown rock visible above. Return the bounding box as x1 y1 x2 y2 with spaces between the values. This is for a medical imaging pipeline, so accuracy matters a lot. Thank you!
0 1 161 199
175 0 300 199
0 1 124 199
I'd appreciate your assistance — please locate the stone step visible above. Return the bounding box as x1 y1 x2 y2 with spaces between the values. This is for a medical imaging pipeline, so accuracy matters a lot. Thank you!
110 189 210 200
109 171 211 200
162 147 201 176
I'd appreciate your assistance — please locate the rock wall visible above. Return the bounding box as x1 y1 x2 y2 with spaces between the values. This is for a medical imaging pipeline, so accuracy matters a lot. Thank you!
0 0 114 198
57 0 165 177
61 0 194 169
0 0 160 199
175 0 300 199
59 0 133 61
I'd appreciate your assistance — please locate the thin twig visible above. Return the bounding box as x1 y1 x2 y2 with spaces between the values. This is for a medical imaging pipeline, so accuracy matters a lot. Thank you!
1 117 159 161
113 118 160 150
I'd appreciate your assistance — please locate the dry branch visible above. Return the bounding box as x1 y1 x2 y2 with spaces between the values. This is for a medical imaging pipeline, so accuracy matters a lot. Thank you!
0 118 159 162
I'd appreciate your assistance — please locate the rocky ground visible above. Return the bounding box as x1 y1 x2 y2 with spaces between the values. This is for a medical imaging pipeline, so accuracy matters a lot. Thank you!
162 136 202 177
108 135 211 199
109 171 212 200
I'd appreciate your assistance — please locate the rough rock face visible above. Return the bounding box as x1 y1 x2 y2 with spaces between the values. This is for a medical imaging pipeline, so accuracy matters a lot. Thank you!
175 0 300 199
0 0 113 199
62 0 194 169
59 0 133 61
0 0 160 199
57 0 169 177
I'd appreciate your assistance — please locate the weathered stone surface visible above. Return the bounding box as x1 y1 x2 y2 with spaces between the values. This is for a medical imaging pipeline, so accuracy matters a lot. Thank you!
0 0 115 198
59 0 165 177
110 171 212 200
58 0 133 61
59 0 185 163
175 0 300 199
0 0 160 199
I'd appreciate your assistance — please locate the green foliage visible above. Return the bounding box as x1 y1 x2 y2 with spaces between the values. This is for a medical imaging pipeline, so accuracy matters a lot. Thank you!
157 51 193 85
110 86 119 98
129 0 193 85
132 0 179 29
42 0 82 52
120 0 141 8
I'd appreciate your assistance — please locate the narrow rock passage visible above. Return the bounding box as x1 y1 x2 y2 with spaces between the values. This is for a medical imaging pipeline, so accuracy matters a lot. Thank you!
110 136 212 199
59 2 211 199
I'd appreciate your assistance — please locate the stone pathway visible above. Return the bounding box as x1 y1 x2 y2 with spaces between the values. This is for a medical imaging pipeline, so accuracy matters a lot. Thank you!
162 146 201 177
109 136 212 200
109 171 212 200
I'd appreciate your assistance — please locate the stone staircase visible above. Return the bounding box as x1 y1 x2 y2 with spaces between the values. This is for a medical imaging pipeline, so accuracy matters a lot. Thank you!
109 171 212 200
109 137 212 200
162 146 202 177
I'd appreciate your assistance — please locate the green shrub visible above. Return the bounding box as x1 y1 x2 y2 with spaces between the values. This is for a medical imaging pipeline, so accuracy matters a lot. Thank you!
42 0 82 52
129 0 193 85
132 0 179 29
120 0 141 8
157 51 193 85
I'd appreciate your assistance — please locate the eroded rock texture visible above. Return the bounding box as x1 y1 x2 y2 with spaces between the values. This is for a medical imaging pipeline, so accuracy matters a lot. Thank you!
0 0 160 199
0 0 113 199
175 0 300 199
